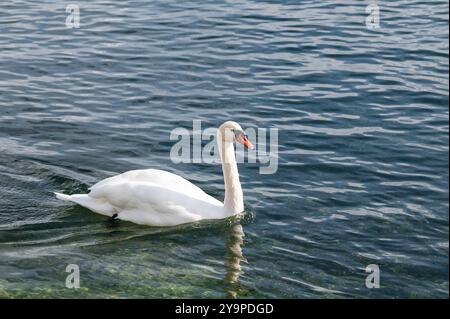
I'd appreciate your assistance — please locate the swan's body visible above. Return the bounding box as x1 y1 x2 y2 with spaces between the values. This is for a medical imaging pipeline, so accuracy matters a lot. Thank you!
55 121 253 227
56 169 226 226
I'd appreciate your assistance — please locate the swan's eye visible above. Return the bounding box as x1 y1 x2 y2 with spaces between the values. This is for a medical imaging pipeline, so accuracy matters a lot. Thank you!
235 131 254 149
234 131 244 140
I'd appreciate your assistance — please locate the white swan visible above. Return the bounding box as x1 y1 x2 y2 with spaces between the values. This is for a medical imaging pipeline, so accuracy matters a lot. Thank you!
54 121 254 227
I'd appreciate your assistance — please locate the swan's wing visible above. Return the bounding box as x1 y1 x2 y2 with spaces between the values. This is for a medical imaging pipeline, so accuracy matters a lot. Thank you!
89 169 220 205
87 169 224 226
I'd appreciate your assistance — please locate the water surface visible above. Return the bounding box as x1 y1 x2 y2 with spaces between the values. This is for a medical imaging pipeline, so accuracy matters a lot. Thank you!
0 0 448 298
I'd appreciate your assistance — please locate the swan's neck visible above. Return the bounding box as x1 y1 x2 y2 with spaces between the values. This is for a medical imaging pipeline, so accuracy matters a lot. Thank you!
218 131 244 215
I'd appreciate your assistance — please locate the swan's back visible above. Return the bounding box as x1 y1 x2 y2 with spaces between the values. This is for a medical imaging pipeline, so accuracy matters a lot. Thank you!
89 169 222 206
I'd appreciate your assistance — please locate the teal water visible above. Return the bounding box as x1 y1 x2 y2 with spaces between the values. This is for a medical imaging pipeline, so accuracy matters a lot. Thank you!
0 0 448 298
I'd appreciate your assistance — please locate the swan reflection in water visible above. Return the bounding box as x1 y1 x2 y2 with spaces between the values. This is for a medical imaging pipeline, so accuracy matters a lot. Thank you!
224 222 247 298
101 215 249 298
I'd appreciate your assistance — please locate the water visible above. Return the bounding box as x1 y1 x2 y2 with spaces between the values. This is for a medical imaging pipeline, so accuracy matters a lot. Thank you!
0 0 448 298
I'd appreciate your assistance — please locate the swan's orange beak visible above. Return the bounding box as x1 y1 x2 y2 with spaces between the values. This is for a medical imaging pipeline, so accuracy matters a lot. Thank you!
239 135 254 149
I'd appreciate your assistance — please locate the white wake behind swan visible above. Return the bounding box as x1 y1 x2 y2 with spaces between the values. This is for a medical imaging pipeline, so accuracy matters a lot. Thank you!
55 121 254 226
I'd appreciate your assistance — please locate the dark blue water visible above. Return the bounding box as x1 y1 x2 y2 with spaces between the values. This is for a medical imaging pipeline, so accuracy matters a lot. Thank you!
0 0 448 298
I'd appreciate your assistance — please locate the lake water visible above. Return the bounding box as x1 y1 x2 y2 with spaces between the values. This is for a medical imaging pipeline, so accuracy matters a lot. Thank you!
0 0 448 298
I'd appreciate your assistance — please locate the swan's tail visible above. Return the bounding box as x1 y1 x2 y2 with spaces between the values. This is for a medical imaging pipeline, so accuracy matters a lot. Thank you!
54 192 116 217
54 192 71 201
54 192 89 204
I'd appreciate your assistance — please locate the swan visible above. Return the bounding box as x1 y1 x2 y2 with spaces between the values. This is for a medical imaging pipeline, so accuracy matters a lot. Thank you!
54 121 254 226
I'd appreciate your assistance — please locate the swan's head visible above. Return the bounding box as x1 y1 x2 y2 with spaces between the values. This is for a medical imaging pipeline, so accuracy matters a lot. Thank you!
219 121 254 149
